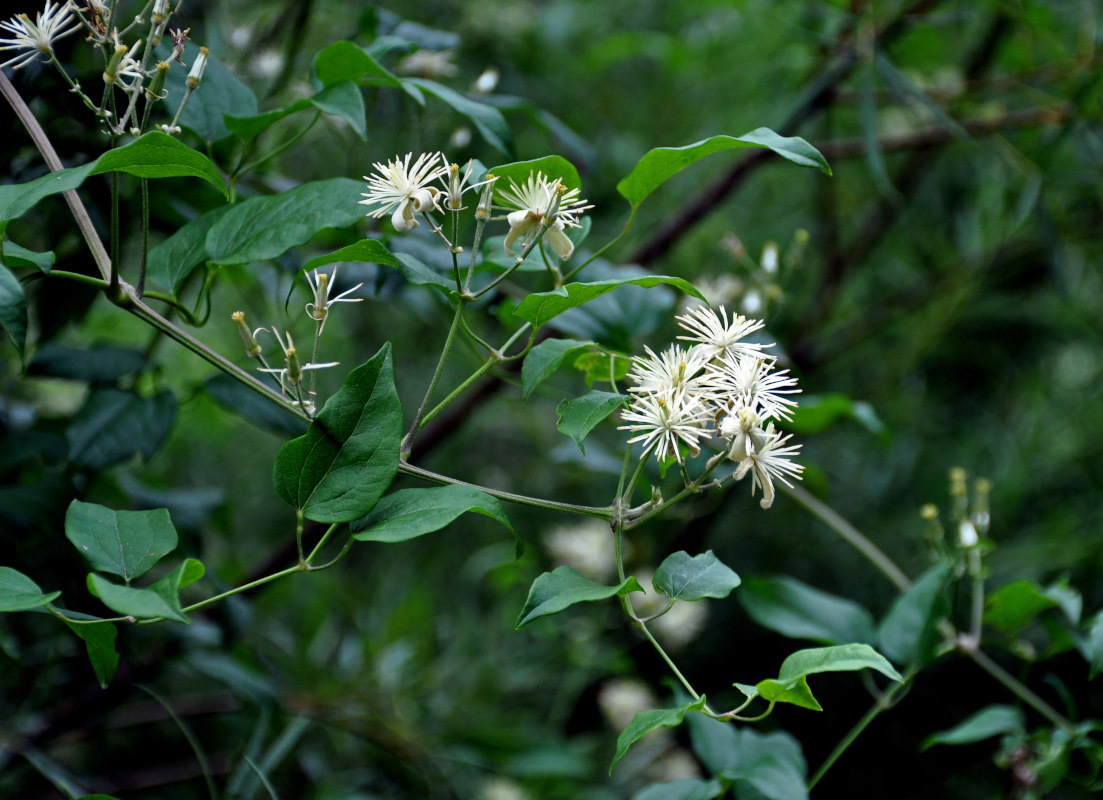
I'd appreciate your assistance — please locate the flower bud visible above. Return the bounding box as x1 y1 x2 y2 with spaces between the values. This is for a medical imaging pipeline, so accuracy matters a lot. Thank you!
285 343 303 385
103 43 128 84
186 46 208 89
232 311 262 357
475 174 497 221
152 0 170 25
145 61 169 102
445 163 463 211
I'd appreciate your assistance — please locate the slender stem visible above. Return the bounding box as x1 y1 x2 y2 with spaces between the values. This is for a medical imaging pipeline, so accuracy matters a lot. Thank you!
808 678 909 789
420 355 497 427
472 221 554 300
180 564 304 615
968 550 984 644
234 111 321 180
295 510 305 563
402 302 466 457
399 461 615 520
304 522 340 564
563 208 637 282
137 177 149 295
783 484 913 592
962 647 1072 732
45 270 110 289
621 456 649 507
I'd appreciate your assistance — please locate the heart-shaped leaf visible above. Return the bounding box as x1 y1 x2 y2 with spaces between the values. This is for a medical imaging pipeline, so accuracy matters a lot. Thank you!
516 566 641 629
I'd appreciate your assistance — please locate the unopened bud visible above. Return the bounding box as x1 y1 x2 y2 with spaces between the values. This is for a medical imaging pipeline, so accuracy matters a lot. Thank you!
103 43 128 84
232 311 262 357
958 520 979 548
286 345 302 385
152 0 170 25
186 46 208 89
445 163 463 210
146 61 169 102
476 174 497 221
545 182 565 222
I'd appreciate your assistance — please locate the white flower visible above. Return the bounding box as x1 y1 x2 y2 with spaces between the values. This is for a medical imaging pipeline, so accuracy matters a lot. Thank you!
704 354 800 421
619 386 711 463
733 423 804 509
0 2 80 70
305 265 363 333
360 152 445 232
675 304 767 362
626 344 710 396
496 171 592 260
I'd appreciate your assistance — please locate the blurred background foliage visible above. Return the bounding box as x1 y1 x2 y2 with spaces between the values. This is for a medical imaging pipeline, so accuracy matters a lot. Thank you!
2 0 1102 797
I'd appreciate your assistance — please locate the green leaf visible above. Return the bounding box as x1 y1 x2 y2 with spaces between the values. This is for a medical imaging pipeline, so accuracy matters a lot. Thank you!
616 129 831 210
573 349 632 388
351 484 513 543
756 644 904 711
64 500 178 581
653 551 741 602
721 728 808 800
1086 610 1103 679
521 338 597 400
147 558 206 620
739 575 877 646
555 390 628 454
878 565 950 667
205 177 365 265
633 778 724 800
61 619 119 688
0 566 61 611
204 374 308 437
311 81 367 140
406 78 513 156
0 263 27 366
985 579 1061 635
1 238 54 272
28 343 145 382
145 205 231 290
611 696 707 773
226 98 314 141
0 163 93 221
273 343 402 523
785 392 886 438
94 132 228 197
516 566 642 629
514 276 704 329
686 711 739 775
314 41 402 89
489 155 582 193
86 573 188 623
66 389 177 469
922 705 1026 750
161 42 258 142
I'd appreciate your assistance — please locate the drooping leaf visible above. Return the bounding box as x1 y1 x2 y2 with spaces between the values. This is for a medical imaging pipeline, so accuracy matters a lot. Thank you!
0 263 27 366
205 178 365 265
28 343 145 383
405 78 513 156
146 204 232 290
739 575 877 646
225 81 367 142
488 156 582 193
685 710 740 775
66 389 177 469
653 551 741 602
878 565 950 667
0 566 61 611
521 338 597 400
161 42 258 142
86 573 188 623
514 276 704 329
610 696 707 773
921 705 1026 750
555 390 627 453
351 484 513 544
1 238 54 272
755 644 903 711
720 728 808 800
632 778 724 800
616 129 831 211
61 618 119 688
64 500 178 581
273 343 402 523
516 566 641 629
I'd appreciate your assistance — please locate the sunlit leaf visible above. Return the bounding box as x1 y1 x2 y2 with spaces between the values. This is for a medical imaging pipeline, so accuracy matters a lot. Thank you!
487 155 582 192
755 644 903 711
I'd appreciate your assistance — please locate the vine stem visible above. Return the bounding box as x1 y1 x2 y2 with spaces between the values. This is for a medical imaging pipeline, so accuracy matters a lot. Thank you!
402 301 466 458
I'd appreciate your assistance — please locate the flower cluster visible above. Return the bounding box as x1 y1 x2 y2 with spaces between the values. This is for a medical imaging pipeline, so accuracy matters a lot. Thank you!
619 304 803 508
359 152 591 261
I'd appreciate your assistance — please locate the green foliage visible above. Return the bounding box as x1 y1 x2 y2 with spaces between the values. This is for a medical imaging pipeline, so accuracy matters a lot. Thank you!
521 338 598 400
273 344 402 523
516 566 642 629
739 575 877 646
922 705 1026 749
652 551 741 602
0 264 26 366
754 644 903 712
610 695 707 772
555 390 627 453
351 484 514 544
0 566 60 611
65 500 178 581
514 276 704 329
878 566 951 668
